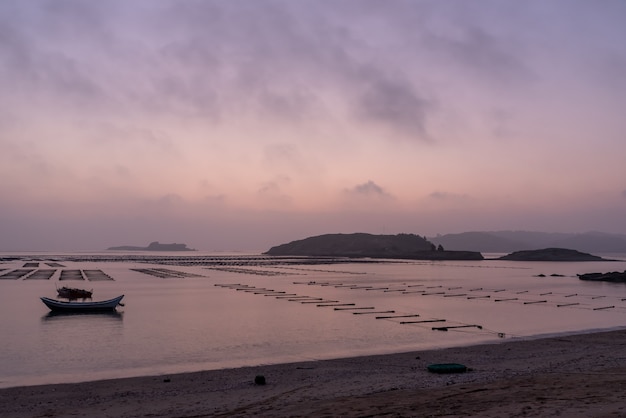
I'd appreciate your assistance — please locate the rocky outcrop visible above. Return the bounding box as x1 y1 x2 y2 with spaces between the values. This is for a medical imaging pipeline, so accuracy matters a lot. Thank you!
498 248 608 261
578 271 626 283
107 241 196 251
264 233 483 260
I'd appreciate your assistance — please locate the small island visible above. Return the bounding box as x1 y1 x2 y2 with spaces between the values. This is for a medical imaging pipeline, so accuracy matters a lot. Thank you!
498 248 609 261
578 270 626 283
107 241 196 251
264 233 484 260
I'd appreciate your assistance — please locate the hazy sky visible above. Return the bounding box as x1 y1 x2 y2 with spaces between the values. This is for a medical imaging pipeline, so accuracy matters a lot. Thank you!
1 1 625 251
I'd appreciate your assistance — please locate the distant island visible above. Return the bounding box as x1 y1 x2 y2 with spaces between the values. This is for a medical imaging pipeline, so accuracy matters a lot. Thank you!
497 248 610 261
107 241 196 251
428 230 626 253
264 233 484 260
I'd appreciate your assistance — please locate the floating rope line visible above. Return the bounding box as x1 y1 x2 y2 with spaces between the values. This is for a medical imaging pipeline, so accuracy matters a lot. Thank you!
176 277 521 339
353 310 395 315
400 319 446 324
301 300 338 304
218 280 626 336
432 325 482 331
334 306 375 311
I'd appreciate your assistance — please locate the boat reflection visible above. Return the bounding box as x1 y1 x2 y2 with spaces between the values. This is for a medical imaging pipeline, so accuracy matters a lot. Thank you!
42 310 123 322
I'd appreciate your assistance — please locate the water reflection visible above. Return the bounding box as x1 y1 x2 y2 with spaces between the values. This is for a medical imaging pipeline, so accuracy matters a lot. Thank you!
42 310 124 322
1 254 623 389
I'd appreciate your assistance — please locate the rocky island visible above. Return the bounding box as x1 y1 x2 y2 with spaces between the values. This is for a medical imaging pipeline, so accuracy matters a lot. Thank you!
578 270 626 283
498 248 609 261
264 233 483 260
107 241 196 251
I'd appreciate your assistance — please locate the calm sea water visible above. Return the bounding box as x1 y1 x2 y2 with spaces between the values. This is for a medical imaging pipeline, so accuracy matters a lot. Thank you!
1 251 626 388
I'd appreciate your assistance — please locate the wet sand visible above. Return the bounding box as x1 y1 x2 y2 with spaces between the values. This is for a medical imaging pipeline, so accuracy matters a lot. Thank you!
2 329 626 417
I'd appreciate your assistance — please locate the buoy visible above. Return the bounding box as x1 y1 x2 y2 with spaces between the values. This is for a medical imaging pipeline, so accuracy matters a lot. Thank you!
427 363 467 374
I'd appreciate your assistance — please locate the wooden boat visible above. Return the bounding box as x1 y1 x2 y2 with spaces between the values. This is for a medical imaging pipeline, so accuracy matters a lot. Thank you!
57 286 93 299
40 295 124 312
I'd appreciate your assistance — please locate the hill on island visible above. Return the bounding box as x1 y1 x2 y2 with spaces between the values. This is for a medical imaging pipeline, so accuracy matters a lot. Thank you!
428 231 626 253
264 233 483 260
107 241 196 251
498 248 609 261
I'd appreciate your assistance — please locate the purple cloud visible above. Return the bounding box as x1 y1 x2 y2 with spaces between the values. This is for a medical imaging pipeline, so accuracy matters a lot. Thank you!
347 180 392 198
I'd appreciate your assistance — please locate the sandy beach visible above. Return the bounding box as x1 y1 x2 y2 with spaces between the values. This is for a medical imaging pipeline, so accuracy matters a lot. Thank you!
2 329 626 417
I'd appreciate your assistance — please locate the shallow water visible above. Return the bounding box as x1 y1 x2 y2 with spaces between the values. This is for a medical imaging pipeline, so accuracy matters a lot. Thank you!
1 252 626 388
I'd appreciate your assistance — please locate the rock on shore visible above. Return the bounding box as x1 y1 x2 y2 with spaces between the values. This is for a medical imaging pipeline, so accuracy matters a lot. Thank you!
578 270 626 282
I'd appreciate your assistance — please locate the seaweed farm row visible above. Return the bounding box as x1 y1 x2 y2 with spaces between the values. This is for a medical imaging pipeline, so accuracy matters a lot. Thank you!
19 262 66 268
0 266 210 280
214 283 499 337
130 268 205 279
294 280 626 314
0 269 114 281
1 254 387 267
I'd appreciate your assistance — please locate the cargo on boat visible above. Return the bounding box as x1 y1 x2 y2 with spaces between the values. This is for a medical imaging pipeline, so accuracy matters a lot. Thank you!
57 286 93 299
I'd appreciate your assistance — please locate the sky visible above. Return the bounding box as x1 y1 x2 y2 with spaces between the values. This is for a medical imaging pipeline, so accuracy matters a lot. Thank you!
1 1 625 251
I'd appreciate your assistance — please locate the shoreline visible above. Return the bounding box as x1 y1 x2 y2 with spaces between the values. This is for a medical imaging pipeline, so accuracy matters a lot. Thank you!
3 328 626 417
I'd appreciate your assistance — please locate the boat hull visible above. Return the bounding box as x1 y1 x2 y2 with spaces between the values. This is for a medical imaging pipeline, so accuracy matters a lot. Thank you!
40 295 124 312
